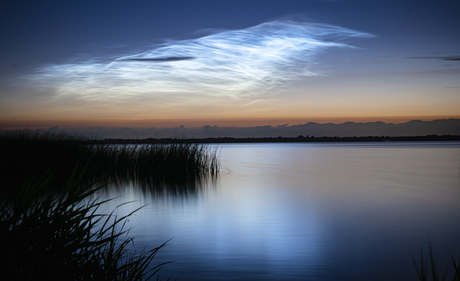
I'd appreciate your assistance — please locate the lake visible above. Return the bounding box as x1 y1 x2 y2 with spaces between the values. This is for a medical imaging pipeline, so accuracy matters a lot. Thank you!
97 142 460 281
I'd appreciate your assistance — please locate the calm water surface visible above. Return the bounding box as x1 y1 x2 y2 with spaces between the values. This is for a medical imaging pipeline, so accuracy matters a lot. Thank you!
98 142 460 281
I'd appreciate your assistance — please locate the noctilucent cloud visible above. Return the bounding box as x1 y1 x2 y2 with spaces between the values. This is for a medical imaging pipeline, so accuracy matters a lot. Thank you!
25 21 372 104
1 0 459 132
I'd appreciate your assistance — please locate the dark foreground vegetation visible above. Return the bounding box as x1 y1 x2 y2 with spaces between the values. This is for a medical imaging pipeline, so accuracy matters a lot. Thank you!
0 129 221 280
0 171 170 280
0 130 220 195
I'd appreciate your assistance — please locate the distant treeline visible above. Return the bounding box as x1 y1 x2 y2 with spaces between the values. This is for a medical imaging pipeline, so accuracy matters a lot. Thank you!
87 134 460 144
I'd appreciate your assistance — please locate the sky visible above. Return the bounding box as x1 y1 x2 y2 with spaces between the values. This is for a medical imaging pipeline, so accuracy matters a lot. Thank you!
1 0 459 136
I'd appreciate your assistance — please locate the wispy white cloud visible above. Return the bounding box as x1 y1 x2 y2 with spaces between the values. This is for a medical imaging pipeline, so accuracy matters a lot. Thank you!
25 20 372 105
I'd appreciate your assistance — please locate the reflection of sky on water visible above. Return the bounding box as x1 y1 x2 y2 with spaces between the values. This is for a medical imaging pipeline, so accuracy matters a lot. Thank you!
95 142 460 280
99 176 323 279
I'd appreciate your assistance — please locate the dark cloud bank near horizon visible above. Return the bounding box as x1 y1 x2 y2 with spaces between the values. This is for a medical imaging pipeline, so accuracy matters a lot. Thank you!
52 119 460 139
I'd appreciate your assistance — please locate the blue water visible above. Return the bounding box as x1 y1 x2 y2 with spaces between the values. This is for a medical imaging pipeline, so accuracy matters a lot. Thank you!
98 142 460 281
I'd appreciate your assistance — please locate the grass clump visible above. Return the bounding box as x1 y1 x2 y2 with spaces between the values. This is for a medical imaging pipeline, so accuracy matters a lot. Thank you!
0 170 170 280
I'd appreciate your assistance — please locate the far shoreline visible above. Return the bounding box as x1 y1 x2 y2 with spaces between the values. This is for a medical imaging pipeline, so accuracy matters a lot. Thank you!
86 134 460 144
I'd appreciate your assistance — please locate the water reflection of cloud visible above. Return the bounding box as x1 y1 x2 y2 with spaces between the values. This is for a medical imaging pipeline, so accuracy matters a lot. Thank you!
24 20 372 105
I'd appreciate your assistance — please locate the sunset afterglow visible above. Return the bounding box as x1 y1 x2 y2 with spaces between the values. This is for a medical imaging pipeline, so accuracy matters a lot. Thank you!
1 1 459 137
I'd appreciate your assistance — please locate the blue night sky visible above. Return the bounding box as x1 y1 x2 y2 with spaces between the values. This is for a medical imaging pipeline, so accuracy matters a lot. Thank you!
1 0 459 133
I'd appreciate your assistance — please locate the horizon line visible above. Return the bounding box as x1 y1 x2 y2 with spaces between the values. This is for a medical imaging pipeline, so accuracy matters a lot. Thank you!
1 116 459 130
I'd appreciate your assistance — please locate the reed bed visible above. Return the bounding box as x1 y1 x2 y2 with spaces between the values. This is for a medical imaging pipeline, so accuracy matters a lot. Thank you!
88 143 220 183
0 130 220 194
0 171 170 280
